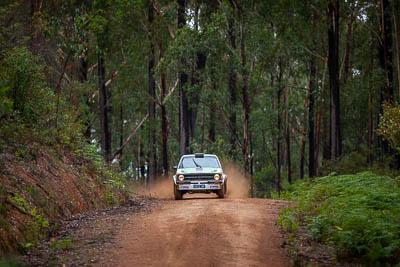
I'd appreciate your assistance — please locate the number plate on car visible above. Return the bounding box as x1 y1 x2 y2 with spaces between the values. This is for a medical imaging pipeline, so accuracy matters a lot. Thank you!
193 184 205 189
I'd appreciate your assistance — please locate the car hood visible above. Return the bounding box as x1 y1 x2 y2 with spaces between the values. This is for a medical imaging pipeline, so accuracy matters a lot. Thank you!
176 168 222 174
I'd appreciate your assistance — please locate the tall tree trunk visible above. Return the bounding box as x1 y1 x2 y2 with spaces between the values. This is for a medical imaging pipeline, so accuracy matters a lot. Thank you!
208 69 216 143
119 96 124 168
201 110 205 152
237 2 252 196
270 71 278 176
378 0 394 154
228 14 237 159
368 92 373 163
79 52 91 141
309 40 316 177
300 86 309 179
137 135 141 180
342 0 355 85
285 74 292 184
30 0 42 55
367 47 374 164
161 75 168 176
393 2 400 99
328 0 341 159
189 52 206 141
315 59 328 175
276 60 283 195
188 4 206 141
379 0 394 103
178 0 190 156
148 1 157 182
159 43 169 177
250 133 254 196
322 101 330 163
98 55 111 163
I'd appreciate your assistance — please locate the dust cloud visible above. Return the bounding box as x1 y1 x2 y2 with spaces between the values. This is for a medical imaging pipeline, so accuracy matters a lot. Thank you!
136 162 250 199
136 177 173 198
222 162 250 198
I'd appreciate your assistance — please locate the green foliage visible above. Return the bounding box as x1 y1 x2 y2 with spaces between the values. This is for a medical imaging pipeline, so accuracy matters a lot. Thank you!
278 207 298 233
76 143 127 204
0 257 23 267
277 172 400 265
322 150 400 178
105 192 115 206
0 85 13 117
0 47 88 153
378 102 400 152
322 151 369 175
30 208 49 229
7 193 50 251
0 47 53 121
254 166 276 198
50 239 73 251
0 47 56 150
9 194 28 212
0 2 24 50
0 203 7 217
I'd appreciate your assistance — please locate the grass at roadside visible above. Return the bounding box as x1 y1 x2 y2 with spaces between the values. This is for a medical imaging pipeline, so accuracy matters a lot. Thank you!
275 172 400 266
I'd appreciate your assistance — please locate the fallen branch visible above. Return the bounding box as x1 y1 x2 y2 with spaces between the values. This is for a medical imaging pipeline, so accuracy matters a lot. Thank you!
111 114 149 161
105 71 118 87
90 70 121 101
111 77 178 161
167 25 175 39
161 78 179 105
55 50 72 128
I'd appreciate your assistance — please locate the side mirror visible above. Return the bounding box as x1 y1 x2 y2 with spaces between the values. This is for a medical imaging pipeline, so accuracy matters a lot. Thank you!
173 166 178 170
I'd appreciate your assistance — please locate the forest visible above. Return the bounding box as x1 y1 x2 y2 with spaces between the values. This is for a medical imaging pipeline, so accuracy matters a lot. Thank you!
1 0 400 192
1 0 400 265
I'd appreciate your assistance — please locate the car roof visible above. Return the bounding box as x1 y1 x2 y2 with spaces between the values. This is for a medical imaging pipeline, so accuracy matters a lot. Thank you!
181 154 217 157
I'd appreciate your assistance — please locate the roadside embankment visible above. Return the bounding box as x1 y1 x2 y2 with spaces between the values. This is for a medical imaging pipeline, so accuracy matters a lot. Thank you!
0 144 127 258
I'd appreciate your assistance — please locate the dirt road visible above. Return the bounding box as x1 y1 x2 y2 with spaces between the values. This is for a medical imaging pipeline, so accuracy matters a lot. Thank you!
26 165 291 266
103 196 289 267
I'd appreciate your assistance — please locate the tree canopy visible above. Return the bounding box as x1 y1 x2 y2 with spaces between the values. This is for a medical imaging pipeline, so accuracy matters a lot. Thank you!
1 0 400 197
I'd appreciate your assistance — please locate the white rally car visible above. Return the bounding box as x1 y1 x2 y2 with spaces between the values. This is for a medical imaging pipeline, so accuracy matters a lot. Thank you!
172 153 227 200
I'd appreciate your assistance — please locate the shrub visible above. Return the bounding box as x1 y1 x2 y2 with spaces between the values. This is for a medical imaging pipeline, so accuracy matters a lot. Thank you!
254 166 276 198
0 47 86 151
321 150 400 178
378 102 400 152
50 239 73 251
277 172 400 265
321 151 368 176
0 47 54 122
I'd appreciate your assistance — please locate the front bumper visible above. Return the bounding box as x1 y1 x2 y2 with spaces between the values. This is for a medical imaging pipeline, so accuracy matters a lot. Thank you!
178 183 221 191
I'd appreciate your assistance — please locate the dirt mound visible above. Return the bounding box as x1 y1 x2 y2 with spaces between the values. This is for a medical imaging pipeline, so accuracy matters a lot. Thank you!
0 145 127 258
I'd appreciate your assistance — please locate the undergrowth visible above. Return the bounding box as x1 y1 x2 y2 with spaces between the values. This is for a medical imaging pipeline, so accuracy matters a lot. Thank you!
0 46 127 198
0 48 128 258
276 172 400 266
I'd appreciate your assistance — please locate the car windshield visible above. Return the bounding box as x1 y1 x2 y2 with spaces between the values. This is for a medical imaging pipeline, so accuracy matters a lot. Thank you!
179 156 220 168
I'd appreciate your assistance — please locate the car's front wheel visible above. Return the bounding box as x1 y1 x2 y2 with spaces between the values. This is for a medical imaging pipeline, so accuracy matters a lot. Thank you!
174 184 183 200
217 184 225 198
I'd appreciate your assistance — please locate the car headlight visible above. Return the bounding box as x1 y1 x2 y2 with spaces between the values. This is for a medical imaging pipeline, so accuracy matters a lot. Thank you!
178 174 184 181
214 174 221 180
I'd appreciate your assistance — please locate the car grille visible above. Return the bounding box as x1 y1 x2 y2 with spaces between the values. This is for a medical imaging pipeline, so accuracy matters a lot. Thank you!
184 174 214 181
